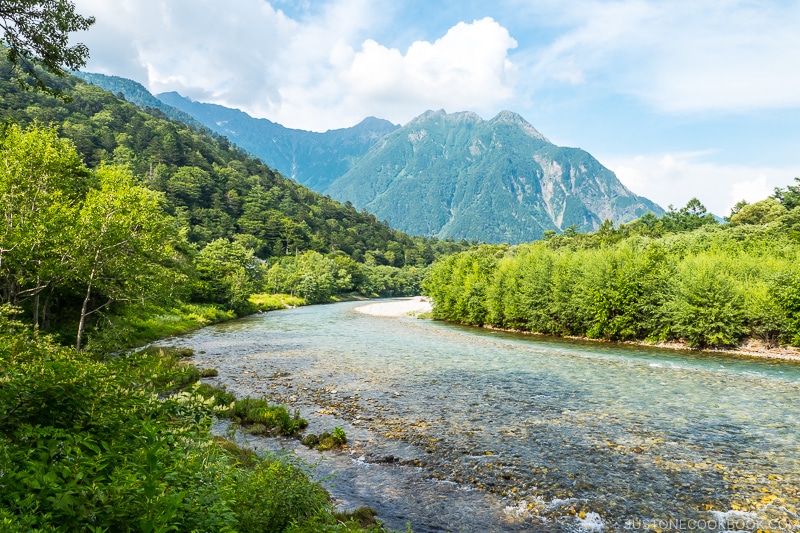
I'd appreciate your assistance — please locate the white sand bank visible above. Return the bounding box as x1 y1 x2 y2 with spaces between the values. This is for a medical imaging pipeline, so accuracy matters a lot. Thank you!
353 296 432 317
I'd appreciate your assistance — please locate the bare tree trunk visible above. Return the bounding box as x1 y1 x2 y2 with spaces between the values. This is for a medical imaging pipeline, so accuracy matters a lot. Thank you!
76 280 92 351
33 290 39 327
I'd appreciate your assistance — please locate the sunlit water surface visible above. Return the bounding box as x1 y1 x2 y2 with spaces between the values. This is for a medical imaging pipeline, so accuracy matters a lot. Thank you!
165 300 800 533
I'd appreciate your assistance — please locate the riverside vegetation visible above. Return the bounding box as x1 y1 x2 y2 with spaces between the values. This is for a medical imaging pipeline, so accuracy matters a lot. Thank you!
424 194 800 349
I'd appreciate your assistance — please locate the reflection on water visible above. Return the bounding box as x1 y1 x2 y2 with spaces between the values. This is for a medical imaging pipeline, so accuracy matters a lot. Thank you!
166 300 800 532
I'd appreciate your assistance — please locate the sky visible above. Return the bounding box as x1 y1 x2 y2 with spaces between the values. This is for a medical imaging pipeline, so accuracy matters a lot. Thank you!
71 0 800 216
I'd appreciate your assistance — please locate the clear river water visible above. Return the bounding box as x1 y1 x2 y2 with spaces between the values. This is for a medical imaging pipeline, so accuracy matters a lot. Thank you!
164 300 800 533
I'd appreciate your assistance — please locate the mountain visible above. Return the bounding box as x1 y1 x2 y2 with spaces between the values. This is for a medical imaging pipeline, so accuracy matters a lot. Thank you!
0 60 454 267
326 109 664 243
156 92 399 191
79 73 662 244
73 72 209 133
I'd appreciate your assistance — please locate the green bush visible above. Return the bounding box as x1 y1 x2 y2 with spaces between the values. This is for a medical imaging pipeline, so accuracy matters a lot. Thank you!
772 269 800 345
316 427 348 451
0 313 386 533
196 382 237 407
232 454 329 533
249 293 307 311
668 256 746 348
228 398 308 436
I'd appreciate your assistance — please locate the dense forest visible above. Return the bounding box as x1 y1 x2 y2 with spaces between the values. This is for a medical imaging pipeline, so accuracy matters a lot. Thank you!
0 56 469 350
424 193 800 349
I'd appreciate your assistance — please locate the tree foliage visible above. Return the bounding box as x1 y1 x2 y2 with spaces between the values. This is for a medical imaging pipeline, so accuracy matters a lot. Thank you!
71 165 185 350
0 0 95 94
1 124 188 350
772 177 800 211
425 195 800 348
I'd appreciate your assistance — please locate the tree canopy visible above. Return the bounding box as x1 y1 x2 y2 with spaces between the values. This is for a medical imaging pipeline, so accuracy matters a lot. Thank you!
425 192 800 349
0 0 94 93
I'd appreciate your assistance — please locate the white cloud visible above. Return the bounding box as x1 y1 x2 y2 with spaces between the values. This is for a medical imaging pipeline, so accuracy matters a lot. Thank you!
527 0 800 113
75 0 298 108
334 18 517 123
73 1 518 131
602 152 800 217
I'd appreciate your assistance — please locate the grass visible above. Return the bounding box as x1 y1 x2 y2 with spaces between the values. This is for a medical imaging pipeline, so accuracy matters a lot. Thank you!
86 302 235 353
249 293 307 311
303 426 348 451
195 381 237 407
228 398 309 436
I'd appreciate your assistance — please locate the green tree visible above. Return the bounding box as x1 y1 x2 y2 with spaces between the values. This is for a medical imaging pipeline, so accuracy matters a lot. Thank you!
661 198 718 233
668 256 746 348
772 177 800 211
729 198 787 226
0 0 95 94
424 245 504 325
71 165 184 351
0 122 90 323
194 238 261 313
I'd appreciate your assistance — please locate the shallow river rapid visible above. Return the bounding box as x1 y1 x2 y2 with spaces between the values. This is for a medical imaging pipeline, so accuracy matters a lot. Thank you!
164 300 800 533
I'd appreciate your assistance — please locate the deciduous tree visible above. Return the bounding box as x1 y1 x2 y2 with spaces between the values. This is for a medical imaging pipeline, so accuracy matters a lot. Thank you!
71 165 184 351
0 0 95 94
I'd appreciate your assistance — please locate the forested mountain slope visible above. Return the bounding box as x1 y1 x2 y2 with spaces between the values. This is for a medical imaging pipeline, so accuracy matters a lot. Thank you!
157 90 399 192
2 60 453 264
73 71 209 132
328 110 664 243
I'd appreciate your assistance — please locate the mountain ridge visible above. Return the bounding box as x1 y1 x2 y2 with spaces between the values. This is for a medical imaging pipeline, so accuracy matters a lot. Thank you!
326 109 663 243
156 91 399 191
75 72 663 244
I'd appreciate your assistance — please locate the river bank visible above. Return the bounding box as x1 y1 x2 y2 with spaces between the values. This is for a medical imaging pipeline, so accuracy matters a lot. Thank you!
353 296 432 317
355 296 800 363
478 324 800 363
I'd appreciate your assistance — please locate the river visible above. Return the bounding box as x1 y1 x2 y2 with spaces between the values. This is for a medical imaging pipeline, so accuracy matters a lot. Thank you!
164 300 800 533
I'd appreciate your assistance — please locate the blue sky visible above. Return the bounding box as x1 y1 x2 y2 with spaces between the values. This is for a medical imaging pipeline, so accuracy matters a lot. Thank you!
73 0 800 216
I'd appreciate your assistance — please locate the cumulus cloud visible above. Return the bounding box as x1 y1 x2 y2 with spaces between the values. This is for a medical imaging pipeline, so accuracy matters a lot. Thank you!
73 1 519 130
602 152 800 217
335 18 517 121
527 0 800 113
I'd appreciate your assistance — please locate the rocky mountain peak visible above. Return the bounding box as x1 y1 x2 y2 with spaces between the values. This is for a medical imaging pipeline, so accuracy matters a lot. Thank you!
490 110 550 142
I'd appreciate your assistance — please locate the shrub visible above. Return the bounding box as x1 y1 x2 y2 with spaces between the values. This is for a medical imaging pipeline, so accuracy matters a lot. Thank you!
195 382 237 407
249 293 307 311
668 256 746 348
0 308 381 533
229 398 308 436
316 427 347 451
232 455 329 533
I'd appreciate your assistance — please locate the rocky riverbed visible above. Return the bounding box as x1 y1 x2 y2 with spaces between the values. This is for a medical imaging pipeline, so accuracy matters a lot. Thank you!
162 300 800 533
